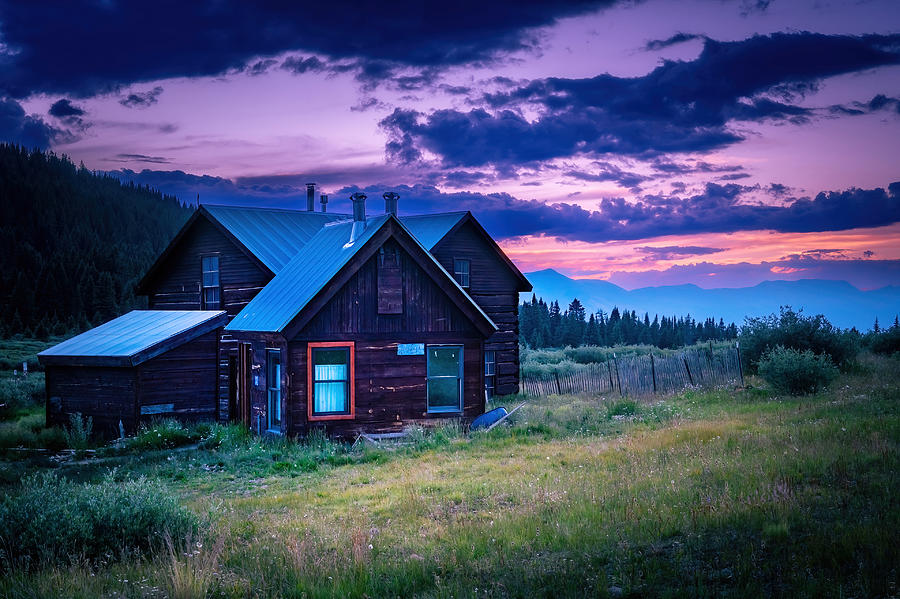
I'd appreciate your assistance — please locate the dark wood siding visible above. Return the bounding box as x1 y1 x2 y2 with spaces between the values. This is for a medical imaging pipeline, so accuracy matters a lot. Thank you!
143 217 272 317
45 365 137 437
136 331 219 423
301 239 479 337
141 216 273 421
431 221 522 395
287 337 483 438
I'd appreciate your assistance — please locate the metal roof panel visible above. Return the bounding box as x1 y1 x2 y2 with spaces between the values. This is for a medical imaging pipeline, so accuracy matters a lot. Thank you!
38 310 227 366
202 204 349 272
226 215 391 332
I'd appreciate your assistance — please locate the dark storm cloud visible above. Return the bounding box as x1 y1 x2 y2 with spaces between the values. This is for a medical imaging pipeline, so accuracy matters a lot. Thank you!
111 154 172 164
119 87 164 108
341 180 900 243
829 94 900 116
48 99 85 118
104 165 900 244
0 98 60 149
563 163 648 189
643 32 706 51
381 32 900 168
636 245 726 260
0 0 625 98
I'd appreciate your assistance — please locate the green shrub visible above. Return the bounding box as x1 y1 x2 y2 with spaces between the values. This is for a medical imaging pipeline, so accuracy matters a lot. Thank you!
0 471 197 569
867 326 900 355
758 346 839 396
129 418 196 450
740 307 857 370
0 374 44 419
63 412 93 450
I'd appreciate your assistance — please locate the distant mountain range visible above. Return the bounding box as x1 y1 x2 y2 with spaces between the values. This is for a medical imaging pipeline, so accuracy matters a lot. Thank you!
523 269 900 331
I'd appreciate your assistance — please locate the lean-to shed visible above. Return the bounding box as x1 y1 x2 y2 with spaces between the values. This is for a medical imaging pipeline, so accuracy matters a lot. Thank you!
38 310 227 437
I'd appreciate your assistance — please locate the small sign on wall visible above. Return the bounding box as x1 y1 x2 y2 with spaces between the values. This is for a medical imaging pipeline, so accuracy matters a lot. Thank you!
397 343 425 356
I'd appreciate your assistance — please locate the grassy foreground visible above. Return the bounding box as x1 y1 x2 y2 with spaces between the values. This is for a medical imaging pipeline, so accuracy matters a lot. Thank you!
1 354 898 598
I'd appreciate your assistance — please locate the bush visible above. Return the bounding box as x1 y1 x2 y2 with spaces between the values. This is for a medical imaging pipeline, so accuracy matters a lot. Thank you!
63 412 93 450
0 374 44 419
129 418 205 451
758 346 839 396
0 471 196 569
867 326 900 355
740 307 857 370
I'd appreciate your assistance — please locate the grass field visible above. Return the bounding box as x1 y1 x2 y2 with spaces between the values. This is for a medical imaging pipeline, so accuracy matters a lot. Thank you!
0 353 897 598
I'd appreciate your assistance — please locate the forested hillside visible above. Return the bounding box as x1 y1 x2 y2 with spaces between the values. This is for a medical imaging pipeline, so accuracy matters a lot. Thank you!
0 144 191 338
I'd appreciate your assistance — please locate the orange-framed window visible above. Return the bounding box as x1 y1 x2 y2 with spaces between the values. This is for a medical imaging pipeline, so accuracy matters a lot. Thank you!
307 341 355 421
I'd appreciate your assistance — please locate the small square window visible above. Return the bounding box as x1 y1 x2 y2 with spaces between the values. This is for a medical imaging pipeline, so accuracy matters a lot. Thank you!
453 259 470 288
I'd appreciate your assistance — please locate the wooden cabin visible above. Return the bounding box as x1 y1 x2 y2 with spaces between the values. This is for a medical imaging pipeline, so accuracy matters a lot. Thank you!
38 310 227 437
43 191 531 437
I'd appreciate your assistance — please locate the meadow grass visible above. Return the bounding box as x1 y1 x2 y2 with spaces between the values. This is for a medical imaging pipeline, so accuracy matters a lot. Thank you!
0 354 896 598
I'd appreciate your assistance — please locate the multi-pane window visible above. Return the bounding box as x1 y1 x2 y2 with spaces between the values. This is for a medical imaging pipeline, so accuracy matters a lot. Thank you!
427 345 463 413
266 350 281 431
453 259 470 288
201 255 220 309
309 343 354 419
484 350 496 400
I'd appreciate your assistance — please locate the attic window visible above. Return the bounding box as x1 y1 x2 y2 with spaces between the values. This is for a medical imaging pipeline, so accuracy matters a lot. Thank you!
201 255 220 309
453 259 470 288
378 246 402 314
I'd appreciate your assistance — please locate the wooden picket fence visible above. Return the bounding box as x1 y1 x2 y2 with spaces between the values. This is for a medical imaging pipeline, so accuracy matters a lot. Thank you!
521 344 744 398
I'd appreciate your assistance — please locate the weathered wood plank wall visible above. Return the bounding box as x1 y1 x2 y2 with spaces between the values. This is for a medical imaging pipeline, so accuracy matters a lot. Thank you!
429 221 522 395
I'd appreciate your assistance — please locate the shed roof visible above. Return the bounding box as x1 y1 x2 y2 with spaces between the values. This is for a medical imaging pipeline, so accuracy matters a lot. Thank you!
202 204 348 273
226 215 496 335
38 310 228 367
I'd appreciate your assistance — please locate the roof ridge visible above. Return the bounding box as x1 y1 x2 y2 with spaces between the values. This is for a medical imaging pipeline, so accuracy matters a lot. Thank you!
203 203 351 217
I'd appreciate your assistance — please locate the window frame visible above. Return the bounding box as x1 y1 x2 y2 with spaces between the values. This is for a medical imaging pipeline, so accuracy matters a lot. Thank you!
200 254 221 310
266 349 282 432
307 341 356 422
453 258 470 289
426 344 464 414
484 350 496 400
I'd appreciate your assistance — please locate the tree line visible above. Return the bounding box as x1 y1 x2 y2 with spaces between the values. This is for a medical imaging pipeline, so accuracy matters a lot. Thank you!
0 144 191 338
519 295 738 349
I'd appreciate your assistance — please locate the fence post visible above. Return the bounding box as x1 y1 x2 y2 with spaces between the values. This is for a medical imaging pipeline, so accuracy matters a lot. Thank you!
613 353 623 397
554 371 561 395
683 355 694 386
607 360 614 392
650 352 657 394
736 341 744 387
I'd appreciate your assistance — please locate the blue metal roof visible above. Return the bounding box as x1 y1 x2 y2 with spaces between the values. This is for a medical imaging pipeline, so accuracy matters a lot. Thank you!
400 212 467 250
226 216 391 332
226 215 496 334
39 310 228 367
203 204 348 273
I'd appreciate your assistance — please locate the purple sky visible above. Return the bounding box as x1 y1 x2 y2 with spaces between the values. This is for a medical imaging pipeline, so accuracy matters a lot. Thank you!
2 0 898 289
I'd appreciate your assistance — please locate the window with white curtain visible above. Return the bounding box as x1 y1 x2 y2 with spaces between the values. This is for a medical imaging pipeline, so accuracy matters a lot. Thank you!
311 346 352 417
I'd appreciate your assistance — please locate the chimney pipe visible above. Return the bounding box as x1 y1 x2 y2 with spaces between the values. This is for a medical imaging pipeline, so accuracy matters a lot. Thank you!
320 194 328 213
383 191 399 216
347 192 367 245
306 183 316 212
